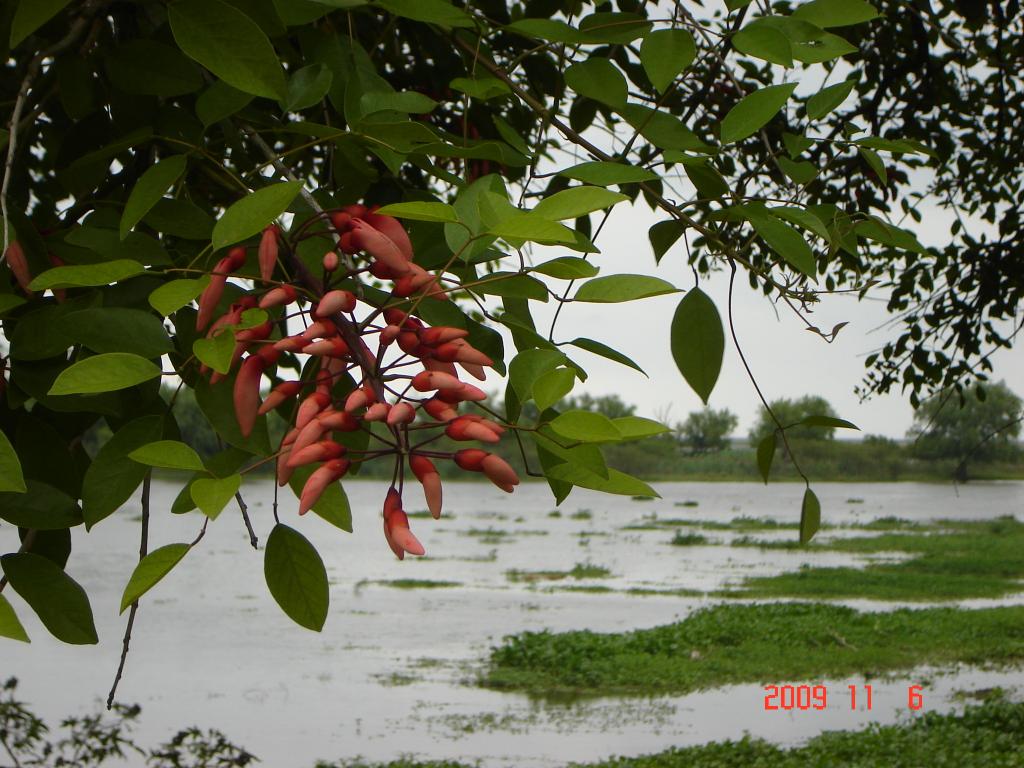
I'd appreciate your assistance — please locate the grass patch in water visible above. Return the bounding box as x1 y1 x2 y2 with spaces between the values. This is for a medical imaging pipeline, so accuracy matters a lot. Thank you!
508 563 612 583
552 585 615 594
626 587 705 598
571 509 593 520
669 531 708 546
730 516 1024 601
675 500 699 507
366 579 462 590
481 602 1024 697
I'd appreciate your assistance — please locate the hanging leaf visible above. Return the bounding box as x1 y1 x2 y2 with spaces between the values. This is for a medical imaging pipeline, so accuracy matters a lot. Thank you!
190 474 241 520
568 337 646 375
720 83 797 144
29 260 146 290
508 349 567 402
534 187 629 221
649 220 687 264
193 330 237 375
374 201 458 223
640 29 697 91
169 0 287 100
800 487 822 544
799 415 860 430
565 59 627 108
149 277 211 316
0 553 97 644
119 543 191 613
793 0 880 28
756 435 776 484
670 288 724 405
744 208 817 278
285 63 334 111
0 429 27 494
732 22 793 67
558 161 658 185
533 368 576 412
549 410 622 443
129 440 206 471
573 274 678 303
48 353 161 396
532 257 599 279
0 594 29 643
212 182 303 251
613 416 670 441
806 79 857 120
264 524 329 631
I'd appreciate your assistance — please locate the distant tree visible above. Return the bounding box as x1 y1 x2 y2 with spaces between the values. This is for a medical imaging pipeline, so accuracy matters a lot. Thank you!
908 382 1023 480
562 394 636 420
679 408 738 454
749 396 840 447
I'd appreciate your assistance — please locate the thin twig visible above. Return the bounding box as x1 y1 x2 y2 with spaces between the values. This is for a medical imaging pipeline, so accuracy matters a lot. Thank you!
236 492 258 549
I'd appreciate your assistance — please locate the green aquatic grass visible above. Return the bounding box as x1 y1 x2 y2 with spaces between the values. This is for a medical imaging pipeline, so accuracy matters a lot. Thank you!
482 602 1024 697
669 531 708 546
731 516 1024 601
508 563 612 583
366 579 462 590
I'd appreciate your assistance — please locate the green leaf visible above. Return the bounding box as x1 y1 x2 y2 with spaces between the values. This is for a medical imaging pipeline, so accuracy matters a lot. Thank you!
193 330 237 375
477 272 549 301
670 288 724 405
756 435 775 484
858 146 887 185
0 295 27 315
0 553 97 644
573 274 678 303
778 156 818 185
374 201 458 223
129 440 205 471
56 308 174 359
0 480 81 530
533 368 576 412
732 22 793 67
48 353 161 396
150 277 211 316
534 187 629 221
508 349 566 402
360 90 438 116
29 259 146 290
0 430 27 494
799 415 860 430
800 487 821 544
745 209 817 277
82 416 164 529
196 80 253 127
807 79 856 120
0 594 29 643
649 220 687 264
450 76 510 101
144 198 215 239
559 161 658 186
195 374 272 455
375 0 475 27
191 474 241 520
721 83 797 145
783 132 815 157
793 0 880 27
264 524 329 631
640 29 696 92
568 337 646 375
119 543 191 613
854 137 932 156
565 59 627 109
169 0 287 100
768 206 831 243
10 0 72 46
621 105 711 152
532 257 599 280
105 40 204 98
212 182 302 252
120 157 188 240
488 213 576 245
549 410 621 443
287 465 353 531
855 217 926 253
285 63 333 111
505 18 592 44
613 416 670 441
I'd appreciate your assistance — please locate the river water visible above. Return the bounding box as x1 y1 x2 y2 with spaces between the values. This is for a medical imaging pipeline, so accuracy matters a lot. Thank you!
4 479 1023 765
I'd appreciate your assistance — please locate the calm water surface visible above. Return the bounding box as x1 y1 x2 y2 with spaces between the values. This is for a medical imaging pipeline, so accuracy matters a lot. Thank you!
4 480 1023 766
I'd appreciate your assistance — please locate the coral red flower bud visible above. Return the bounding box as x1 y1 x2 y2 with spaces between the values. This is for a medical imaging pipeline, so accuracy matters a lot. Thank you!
422 397 458 422
298 458 351 515
463 413 505 435
258 380 303 415
258 226 279 283
277 428 300 486
423 358 459 377
300 320 337 341
386 402 416 426
315 290 357 317
410 455 442 519
363 402 390 422
330 212 351 232
274 335 312 352
446 416 500 443
420 327 469 346
482 454 520 493
339 231 356 254
433 339 493 367
317 409 360 432
350 219 411 276
380 324 401 346
459 362 486 381
383 308 410 326
322 251 340 272
291 417 329 460
362 211 414 261
235 321 273 343
382 488 425 558
454 449 488 472
4 241 33 296
258 285 297 309
233 355 266 438
287 440 346 468
344 385 376 412
342 204 368 219
304 338 351 358
195 256 235 331
411 370 463 392
226 246 248 270
296 390 331 430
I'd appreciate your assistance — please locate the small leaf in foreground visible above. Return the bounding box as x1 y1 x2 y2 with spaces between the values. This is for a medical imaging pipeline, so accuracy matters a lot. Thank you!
0 553 97 644
670 288 725 404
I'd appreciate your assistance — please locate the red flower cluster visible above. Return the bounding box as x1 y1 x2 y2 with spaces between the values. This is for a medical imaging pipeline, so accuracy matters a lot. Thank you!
195 205 520 559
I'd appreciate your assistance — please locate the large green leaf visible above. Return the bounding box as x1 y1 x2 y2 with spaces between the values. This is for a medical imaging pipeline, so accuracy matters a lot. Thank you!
720 83 797 144
82 416 164 529
549 410 621 444
169 0 287 100
573 274 678 303
613 416 670 441
532 368 576 412
559 161 658 186
670 288 724 405
194 375 271 455
196 80 254 127
798 415 860 431
264 524 329 631
0 553 97 644
193 330 237 375
287 465 353 531
212 182 303 251
10 0 72 46
29 259 146 290
0 594 29 643
374 201 458 223
105 40 204 98
129 440 205 471
508 349 566 402
806 79 857 120
488 213 576 245
191 474 241 520
48 353 162 396
800 487 822 544
0 480 81 529
0 429 26 494
620 105 710 152
732 21 793 67
149 277 210 316
568 337 646 375
120 543 191 613
648 219 687 264
375 0 475 28
534 187 629 221
56 308 174 359
640 29 696 91
748 212 817 277
120 156 188 239
793 0 880 27
285 63 334 111
565 59 627 108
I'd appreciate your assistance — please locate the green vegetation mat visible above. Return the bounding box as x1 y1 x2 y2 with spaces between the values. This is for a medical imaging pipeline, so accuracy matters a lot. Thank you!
730 516 1024 601
481 603 1024 697
317 699 1024 767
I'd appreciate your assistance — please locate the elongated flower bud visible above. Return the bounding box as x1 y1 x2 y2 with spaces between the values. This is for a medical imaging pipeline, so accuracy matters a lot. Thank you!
323 251 340 272
317 409 360 432
277 428 300 486
422 358 459 377
459 362 486 381
386 402 416 426
422 397 458 422
300 320 337 341
196 256 234 331
287 440 346 468
295 391 330 430
411 370 463 392
420 326 469 346
4 241 33 295
410 455 442 519
315 290 357 317
482 454 520 492
234 355 266 438
258 226 279 283
382 488 425 558
258 285 297 309
446 416 500 443
257 380 303 416
350 219 411 276
363 210 413 261
304 338 351 358
454 449 488 472
363 402 390 422
298 459 351 515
